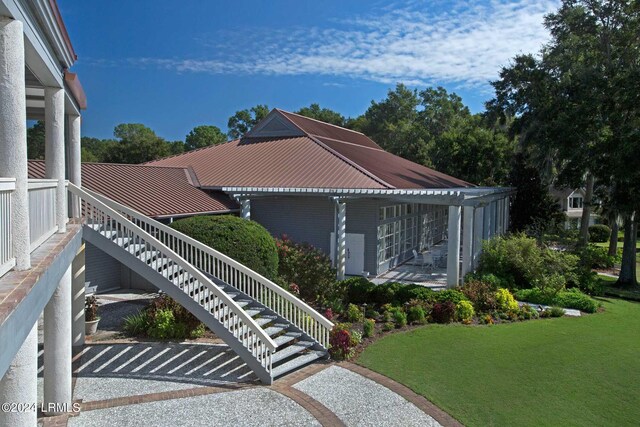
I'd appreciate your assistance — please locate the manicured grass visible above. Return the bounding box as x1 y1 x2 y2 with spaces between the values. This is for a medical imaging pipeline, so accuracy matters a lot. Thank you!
358 299 640 426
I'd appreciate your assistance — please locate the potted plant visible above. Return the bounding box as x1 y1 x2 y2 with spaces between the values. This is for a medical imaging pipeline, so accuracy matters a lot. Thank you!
85 296 100 335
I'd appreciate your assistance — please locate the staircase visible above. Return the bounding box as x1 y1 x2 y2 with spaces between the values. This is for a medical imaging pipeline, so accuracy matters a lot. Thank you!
68 184 333 384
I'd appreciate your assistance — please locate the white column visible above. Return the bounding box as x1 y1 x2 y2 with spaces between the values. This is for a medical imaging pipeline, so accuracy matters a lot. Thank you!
43 265 72 414
473 206 484 269
489 201 497 238
72 244 85 347
482 203 490 240
461 206 474 279
504 196 510 232
45 87 66 233
447 205 461 287
497 199 503 235
336 201 346 281
67 114 81 217
0 323 37 426
0 17 30 270
240 199 250 220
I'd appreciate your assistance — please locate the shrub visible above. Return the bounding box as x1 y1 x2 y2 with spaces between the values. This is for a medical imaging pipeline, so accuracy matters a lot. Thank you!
324 308 334 320
479 313 494 325
346 303 364 323
343 277 377 304
396 285 438 304
363 318 375 338
554 288 599 313
588 224 611 243
495 288 519 311
461 279 498 312
123 312 149 336
542 306 565 318
578 245 617 269
121 295 206 340
372 282 404 304
519 304 539 320
431 301 456 324
407 306 426 324
382 322 395 331
435 289 468 305
276 235 337 303
514 288 599 313
393 310 408 328
478 234 544 288
329 323 360 360
170 215 278 280
456 300 475 323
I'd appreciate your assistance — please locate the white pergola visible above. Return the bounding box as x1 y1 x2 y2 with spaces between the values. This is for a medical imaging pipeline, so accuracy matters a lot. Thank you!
225 186 515 287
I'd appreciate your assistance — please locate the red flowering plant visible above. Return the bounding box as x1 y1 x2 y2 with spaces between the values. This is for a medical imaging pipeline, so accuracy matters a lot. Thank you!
276 235 337 304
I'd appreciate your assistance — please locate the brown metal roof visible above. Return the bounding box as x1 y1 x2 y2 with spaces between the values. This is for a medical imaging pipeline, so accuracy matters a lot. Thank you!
314 136 472 189
148 109 474 190
28 160 238 218
149 136 386 189
277 109 382 149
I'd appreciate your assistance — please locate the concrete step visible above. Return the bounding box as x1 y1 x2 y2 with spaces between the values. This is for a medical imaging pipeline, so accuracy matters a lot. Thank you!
271 351 326 378
255 315 279 327
272 341 314 363
244 307 265 318
264 323 290 337
273 332 302 347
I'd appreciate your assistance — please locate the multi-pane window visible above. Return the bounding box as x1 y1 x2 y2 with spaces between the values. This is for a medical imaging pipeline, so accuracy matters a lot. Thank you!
377 203 420 265
569 196 583 209
421 205 448 249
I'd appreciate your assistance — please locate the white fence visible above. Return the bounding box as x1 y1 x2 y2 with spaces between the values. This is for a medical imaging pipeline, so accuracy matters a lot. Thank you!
28 179 58 252
0 179 16 277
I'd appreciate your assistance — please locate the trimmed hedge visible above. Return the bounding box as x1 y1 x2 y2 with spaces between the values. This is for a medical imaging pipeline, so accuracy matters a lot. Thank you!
169 215 279 280
513 288 599 313
588 224 611 243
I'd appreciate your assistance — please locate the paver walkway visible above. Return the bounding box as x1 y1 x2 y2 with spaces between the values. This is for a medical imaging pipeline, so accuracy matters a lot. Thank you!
38 342 461 427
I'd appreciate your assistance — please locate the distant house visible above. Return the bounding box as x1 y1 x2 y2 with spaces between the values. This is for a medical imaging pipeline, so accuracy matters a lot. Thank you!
149 109 514 286
551 188 598 229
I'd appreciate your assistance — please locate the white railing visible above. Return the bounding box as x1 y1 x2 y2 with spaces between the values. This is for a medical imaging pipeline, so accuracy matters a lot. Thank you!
28 179 58 252
68 183 276 375
0 178 16 277
86 188 334 348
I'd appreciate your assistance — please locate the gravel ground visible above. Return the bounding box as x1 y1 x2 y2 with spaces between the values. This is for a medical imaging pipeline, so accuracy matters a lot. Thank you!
293 366 441 427
67 388 320 427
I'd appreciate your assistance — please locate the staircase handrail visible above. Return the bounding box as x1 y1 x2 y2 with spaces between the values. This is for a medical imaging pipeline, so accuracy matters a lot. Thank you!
68 183 277 360
85 187 334 348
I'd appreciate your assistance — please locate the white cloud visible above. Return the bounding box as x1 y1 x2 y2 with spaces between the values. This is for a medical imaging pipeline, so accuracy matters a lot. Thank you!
126 0 559 89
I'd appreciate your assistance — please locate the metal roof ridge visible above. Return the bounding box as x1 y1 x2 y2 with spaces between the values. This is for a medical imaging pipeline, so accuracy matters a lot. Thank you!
275 108 368 137
144 139 240 165
311 134 386 152
305 134 395 190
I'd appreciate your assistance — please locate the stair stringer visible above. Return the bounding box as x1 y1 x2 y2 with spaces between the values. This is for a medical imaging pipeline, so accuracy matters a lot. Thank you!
83 226 273 384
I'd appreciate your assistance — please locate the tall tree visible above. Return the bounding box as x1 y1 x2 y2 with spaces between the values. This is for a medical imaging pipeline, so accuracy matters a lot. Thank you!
295 103 346 126
491 0 640 287
185 125 227 151
227 104 270 139
26 121 45 160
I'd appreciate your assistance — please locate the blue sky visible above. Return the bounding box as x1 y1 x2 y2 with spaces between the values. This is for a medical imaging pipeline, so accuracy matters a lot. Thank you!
59 0 558 141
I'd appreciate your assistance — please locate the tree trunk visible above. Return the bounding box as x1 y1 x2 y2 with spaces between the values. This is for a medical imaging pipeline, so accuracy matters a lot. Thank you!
608 211 619 258
616 212 638 288
577 173 594 247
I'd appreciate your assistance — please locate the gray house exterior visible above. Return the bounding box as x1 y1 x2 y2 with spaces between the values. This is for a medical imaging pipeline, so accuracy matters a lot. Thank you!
151 109 514 286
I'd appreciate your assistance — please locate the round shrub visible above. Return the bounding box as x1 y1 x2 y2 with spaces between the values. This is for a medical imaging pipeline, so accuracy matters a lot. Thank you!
495 288 519 311
407 305 426 324
363 318 375 338
431 301 456 324
396 284 438 304
456 300 475 323
342 277 377 304
435 289 468 305
461 279 498 312
170 215 278 280
393 310 408 328
588 224 611 243
346 303 364 323
329 323 360 360
276 236 336 303
372 282 403 304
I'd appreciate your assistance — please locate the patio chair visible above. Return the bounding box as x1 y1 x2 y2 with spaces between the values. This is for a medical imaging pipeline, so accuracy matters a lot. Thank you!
412 249 434 271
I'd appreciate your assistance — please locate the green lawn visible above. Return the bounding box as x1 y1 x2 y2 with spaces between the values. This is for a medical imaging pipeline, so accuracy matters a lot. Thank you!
358 299 640 426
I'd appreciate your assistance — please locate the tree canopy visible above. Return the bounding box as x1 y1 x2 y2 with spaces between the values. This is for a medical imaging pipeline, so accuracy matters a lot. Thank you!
490 0 640 287
227 104 270 139
185 125 227 151
295 103 346 127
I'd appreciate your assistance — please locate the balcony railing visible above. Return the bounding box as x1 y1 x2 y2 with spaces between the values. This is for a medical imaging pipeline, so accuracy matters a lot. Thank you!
28 179 58 252
0 178 16 277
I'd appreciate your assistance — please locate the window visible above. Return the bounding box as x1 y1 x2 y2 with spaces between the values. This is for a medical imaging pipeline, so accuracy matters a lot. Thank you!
569 196 583 209
377 203 420 265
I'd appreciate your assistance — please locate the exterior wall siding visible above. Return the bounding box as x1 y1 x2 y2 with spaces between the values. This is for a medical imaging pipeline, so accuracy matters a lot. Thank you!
345 199 380 276
85 242 122 292
251 196 335 253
